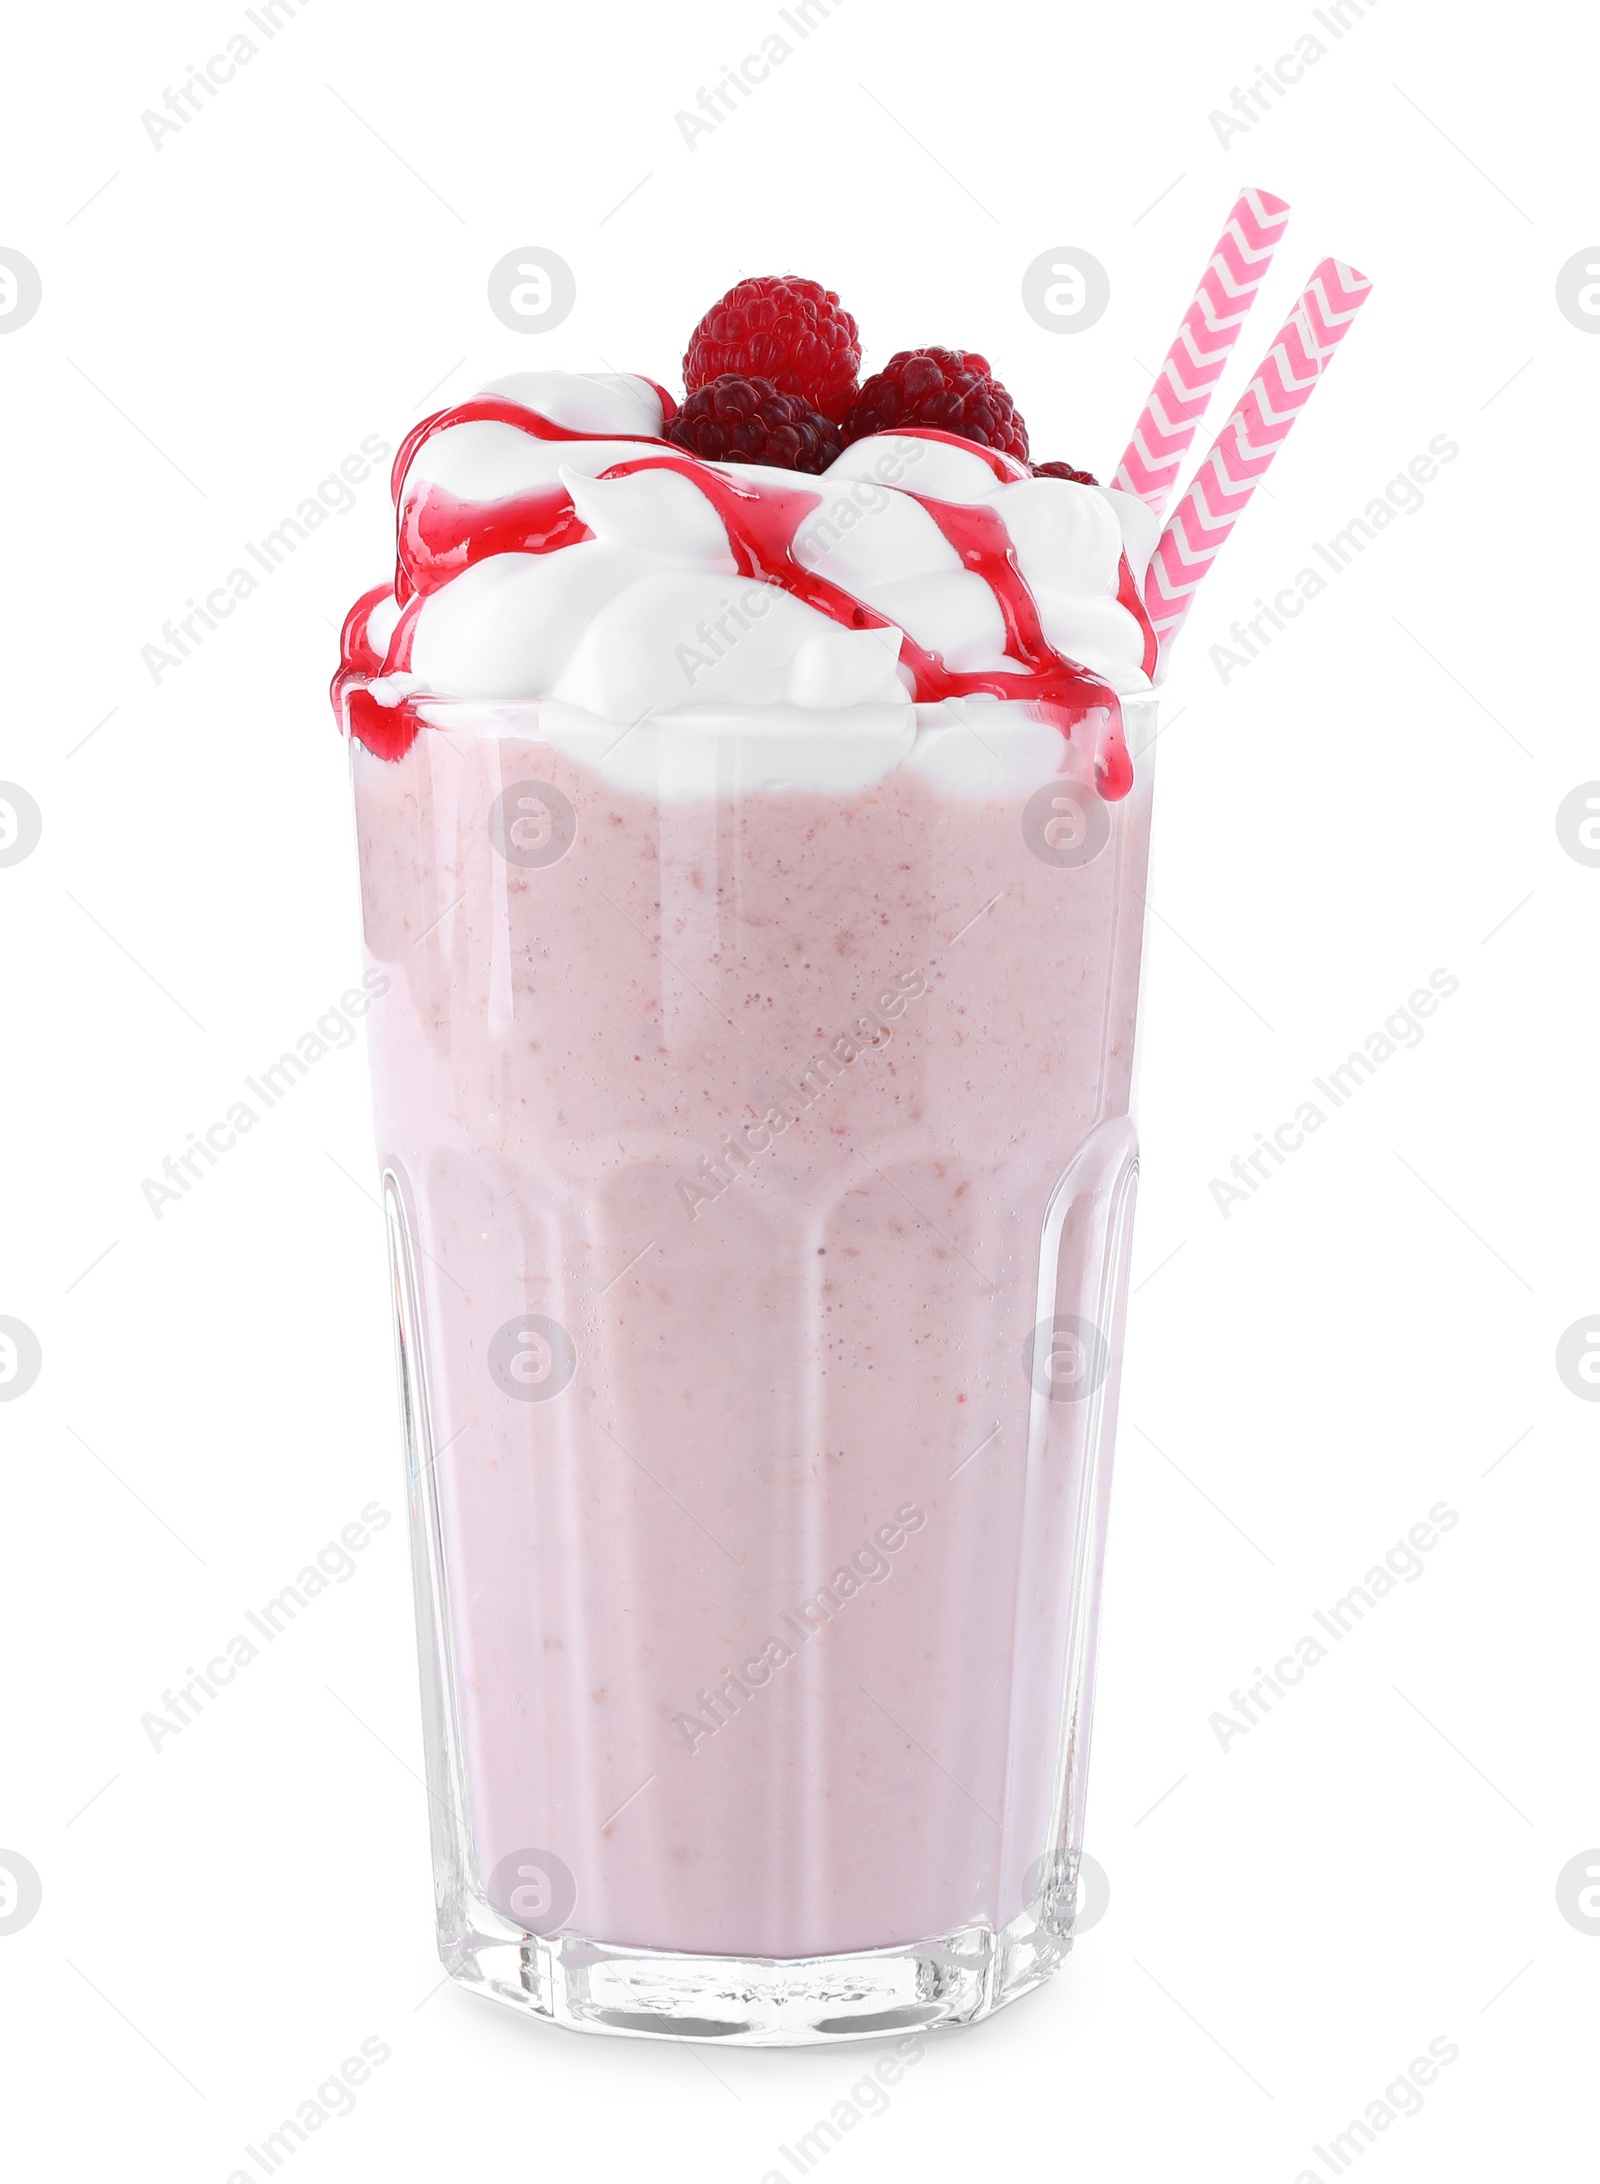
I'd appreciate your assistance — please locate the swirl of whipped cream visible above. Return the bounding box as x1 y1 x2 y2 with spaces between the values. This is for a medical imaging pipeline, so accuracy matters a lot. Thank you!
336 370 1159 795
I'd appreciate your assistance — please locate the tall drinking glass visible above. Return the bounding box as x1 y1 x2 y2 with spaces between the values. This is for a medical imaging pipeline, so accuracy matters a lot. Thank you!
349 691 1155 2044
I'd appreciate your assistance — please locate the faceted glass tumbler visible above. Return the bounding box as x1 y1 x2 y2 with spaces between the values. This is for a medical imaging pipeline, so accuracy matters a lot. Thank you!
349 695 1156 2044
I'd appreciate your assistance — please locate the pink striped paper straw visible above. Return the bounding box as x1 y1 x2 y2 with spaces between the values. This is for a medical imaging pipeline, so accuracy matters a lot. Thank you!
1144 257 1372 659
1112 187 1291 520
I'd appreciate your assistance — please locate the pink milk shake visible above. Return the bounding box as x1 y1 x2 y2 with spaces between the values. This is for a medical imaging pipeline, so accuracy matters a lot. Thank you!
338 354 1161 2042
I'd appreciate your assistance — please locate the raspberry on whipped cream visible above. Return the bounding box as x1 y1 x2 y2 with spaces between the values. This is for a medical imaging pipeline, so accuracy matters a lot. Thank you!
684 274 862 423
666 375 842 474
843 349 1030 461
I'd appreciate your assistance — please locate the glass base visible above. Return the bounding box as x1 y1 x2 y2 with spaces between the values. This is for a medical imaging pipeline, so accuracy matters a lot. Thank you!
439 1906 1072 2046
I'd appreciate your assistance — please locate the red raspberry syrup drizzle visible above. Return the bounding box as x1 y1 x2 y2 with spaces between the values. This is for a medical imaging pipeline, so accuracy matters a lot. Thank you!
333 408 1154 796
387 398 669 603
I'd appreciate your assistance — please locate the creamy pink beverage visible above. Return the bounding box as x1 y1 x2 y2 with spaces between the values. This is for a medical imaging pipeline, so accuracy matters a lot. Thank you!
339 326 1162 2040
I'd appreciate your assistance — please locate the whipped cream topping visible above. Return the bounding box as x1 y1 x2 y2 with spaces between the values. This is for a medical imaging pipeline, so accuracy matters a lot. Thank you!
336 371 1159 796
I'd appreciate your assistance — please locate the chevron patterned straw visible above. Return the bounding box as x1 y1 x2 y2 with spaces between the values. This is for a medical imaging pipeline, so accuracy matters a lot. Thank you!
1143 258 1372 659
1112 188 1291 519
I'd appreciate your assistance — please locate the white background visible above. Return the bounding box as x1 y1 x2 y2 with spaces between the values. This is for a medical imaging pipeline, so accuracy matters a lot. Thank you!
1 1 1595 2177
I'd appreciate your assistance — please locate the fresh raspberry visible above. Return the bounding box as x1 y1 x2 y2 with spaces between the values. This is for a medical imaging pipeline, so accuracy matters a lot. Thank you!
842 349 1030 461
684 276 861 424
664 374 842 474
1033 460 1098 485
